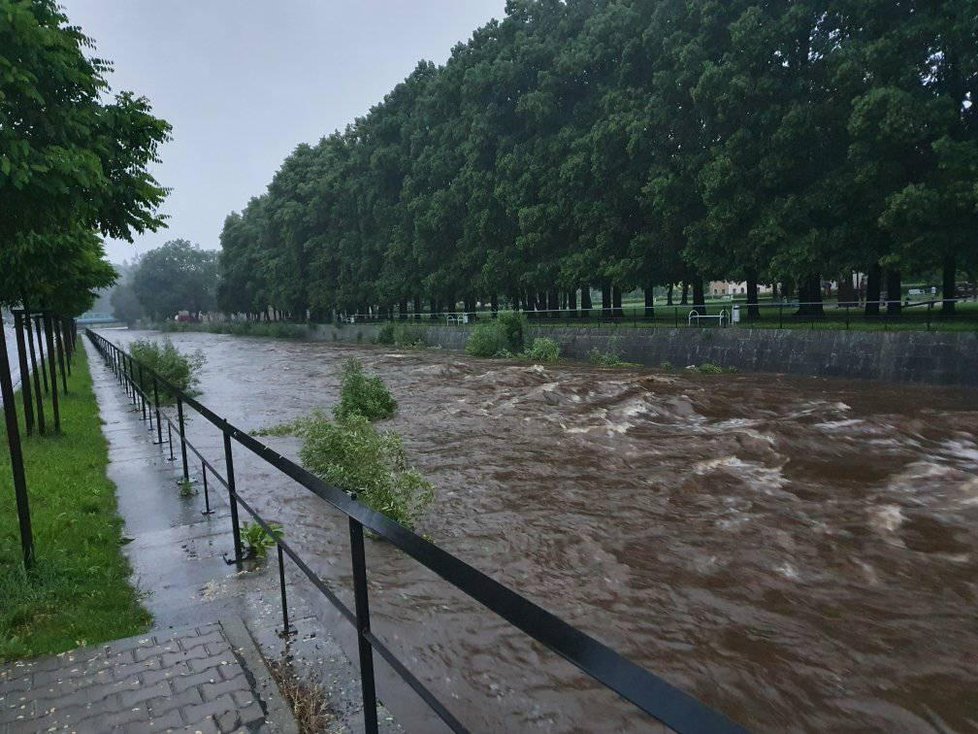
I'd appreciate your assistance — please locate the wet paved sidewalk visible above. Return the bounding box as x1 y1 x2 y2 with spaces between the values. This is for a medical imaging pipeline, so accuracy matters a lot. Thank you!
0 620 290 733
0 338 394 733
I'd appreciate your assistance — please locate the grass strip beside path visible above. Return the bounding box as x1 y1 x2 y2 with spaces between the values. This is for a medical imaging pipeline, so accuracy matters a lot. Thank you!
0 347 150 661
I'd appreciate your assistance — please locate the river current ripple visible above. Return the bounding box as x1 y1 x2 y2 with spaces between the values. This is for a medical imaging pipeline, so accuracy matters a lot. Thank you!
108 330 978 733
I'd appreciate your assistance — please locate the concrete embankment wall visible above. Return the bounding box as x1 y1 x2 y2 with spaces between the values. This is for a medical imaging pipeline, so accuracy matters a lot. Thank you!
312 323 977 387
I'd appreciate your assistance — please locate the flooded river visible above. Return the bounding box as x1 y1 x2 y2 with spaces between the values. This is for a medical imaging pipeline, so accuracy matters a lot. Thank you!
105 329 978 733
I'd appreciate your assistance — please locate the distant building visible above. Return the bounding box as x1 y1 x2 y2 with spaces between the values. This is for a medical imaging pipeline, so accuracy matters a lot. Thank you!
708 281 774 298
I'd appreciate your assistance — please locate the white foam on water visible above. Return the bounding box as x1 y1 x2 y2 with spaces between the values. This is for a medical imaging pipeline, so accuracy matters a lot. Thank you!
940 438 978 465
869 504 904 533
775 562 801 581
692 456 787 493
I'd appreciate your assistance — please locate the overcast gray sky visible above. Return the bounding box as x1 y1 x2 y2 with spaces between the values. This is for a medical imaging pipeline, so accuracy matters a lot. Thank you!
60 1 507 264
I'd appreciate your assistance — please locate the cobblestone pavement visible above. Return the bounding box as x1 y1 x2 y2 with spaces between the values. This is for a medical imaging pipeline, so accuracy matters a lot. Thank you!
0 619 294 733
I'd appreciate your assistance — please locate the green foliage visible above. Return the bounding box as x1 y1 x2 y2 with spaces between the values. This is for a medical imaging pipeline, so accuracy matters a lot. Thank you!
465 322 510 358
241 522 284 560
466 314 528 357
129 338 205 400
297 412 434 530
524 337 560 363
213 2 977 324
0 0 170 313
688 363 738 375
0 349 151 660
376 322 427 347
177 479 196 498
254 418 306 437
333 359 397 422
497 313 528 352
133 240 219 321
160 320 308 339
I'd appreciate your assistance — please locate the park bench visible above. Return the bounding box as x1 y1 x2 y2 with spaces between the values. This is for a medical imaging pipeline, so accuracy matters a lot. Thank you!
687 309 728 327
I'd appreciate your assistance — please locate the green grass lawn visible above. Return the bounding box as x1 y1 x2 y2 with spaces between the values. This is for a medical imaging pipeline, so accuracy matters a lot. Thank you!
0 347 150 661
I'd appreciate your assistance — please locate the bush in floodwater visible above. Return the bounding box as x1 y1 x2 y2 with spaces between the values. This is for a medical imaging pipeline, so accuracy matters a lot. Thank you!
298 412 434 530
523 337 560 363
376 321 427 348
334 358 397 422
465 312 528 357
687 362 738 375
130 338 205 400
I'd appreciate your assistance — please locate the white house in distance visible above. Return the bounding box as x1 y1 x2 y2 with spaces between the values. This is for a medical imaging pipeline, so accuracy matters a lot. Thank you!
708 281 774 298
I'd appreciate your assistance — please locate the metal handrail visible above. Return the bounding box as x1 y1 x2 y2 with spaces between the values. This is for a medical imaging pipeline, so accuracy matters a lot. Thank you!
86 328 748 734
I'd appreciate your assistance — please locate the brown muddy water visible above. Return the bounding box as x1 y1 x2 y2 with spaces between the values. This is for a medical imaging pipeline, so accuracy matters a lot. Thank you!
106 330 978 733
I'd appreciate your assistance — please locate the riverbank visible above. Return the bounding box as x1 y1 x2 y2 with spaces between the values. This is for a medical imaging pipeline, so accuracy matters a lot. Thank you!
160 320 978 387
0 348 150 660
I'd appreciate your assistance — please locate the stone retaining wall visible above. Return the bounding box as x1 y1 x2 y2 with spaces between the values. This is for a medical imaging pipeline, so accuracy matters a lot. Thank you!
307 322 977 386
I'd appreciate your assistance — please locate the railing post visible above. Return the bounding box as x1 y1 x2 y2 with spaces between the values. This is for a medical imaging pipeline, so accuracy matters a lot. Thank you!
13 311 35 436
153 378 164 446
223 430 243 563
177 396 189 482
0 333 34 569
201 462 214 515
138 364 147 421
43 314 61 433
54 318 68 393
349 515 379 734
277 544 294 637
34 316 49 395
167 421 175 461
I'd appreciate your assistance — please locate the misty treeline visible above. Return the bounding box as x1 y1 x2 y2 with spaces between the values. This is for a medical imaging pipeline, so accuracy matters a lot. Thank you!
217 0 976 321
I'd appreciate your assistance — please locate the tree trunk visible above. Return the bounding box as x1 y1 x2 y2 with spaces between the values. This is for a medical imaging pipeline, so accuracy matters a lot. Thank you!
399 299 408 320
612 286 624 318
942 254 956 315
746 276 760 319
798 274 824 317
865 263 881 317
680 281 689 305
691 277 706 315
644 285 654 318
885 268 902 316
580 286 592 318
490 294 499 318
666 283 673 306
567 288 577 318
548 288 560 318
429 298 438 320
601 283 612 316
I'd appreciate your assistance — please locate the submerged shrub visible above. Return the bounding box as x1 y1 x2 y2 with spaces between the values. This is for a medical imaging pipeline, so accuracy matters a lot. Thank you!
524 337 560 363
130 338 205 400
334 358 397 422
497 312 527 352
465 322 509 357
688 362 738 375
376 322 427 347
298 412 434 529
465 312 528 357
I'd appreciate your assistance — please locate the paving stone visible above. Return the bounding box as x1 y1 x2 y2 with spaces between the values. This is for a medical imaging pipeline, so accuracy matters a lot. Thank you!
0 622 281 734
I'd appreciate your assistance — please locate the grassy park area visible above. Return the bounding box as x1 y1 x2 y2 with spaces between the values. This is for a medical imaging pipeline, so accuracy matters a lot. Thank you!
0 348 149 661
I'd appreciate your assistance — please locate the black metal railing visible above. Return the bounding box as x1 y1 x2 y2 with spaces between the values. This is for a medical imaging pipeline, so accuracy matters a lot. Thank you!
86 328 748 734
299 297 978 332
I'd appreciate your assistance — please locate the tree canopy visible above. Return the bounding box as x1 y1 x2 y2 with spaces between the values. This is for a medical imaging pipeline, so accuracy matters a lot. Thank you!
219 0 977 319
0 0 170 314
131 240 219 321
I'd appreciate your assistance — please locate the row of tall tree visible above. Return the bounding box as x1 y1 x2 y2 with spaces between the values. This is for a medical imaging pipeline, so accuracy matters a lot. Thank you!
1 0 170 566
218 0 976 321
